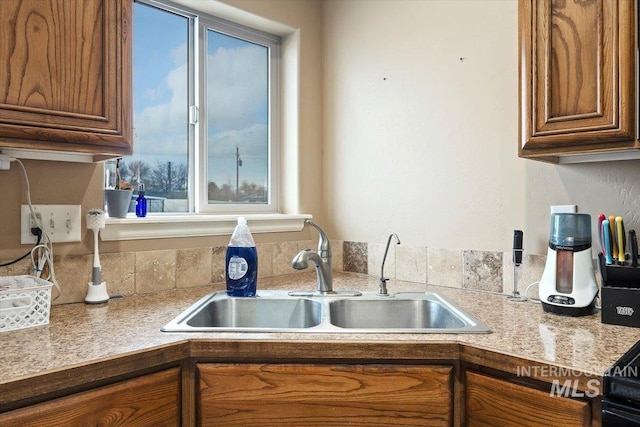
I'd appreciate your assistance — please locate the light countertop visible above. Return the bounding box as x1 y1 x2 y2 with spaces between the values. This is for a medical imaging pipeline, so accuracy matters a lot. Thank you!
1 272 639 405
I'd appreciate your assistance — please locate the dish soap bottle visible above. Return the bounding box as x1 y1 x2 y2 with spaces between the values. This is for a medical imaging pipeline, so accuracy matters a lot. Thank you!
135 183 147 217
226 217 258 296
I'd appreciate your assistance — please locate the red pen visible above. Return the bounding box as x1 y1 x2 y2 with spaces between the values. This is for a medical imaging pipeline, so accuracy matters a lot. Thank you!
598 214 606 255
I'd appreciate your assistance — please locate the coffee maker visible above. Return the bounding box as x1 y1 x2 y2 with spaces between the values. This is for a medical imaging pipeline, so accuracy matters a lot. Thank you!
539 213 598 316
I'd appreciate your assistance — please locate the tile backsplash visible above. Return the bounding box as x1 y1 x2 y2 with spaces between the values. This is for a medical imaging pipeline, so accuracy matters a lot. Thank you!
343 240 549 299
0 238 552 305
462 250 503 293
0 241 318 305
343 241 367 274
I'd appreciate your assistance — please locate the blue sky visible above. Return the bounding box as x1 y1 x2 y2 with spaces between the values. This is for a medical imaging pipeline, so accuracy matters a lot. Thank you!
133 3 187 114
132 2 269 190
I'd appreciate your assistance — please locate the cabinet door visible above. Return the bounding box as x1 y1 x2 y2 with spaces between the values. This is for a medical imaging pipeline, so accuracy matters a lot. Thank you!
465 371 590 427
198 363 452 426
0 368 181 427
0 0 132 159
519 0 636 159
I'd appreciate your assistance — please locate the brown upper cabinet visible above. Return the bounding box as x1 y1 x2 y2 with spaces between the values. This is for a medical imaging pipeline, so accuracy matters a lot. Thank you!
519 0 638 163
0 0 132 162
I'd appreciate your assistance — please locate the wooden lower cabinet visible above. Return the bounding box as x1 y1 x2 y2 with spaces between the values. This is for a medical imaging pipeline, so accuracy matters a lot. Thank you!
197 363 452 426
0 367 181 427
465 371 591 427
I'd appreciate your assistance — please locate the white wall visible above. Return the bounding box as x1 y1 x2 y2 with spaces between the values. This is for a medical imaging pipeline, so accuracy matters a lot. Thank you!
322 0 640 255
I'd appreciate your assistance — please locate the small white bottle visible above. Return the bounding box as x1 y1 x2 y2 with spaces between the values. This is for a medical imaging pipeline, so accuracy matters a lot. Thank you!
225 217 258 296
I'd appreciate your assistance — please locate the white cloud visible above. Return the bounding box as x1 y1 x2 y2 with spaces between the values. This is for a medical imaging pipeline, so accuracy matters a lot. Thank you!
171 43 188 66
142 86 163 102
208 123 268 156
132 43 268 169
134 61 189 158
207 124 268 184
206 45 268 130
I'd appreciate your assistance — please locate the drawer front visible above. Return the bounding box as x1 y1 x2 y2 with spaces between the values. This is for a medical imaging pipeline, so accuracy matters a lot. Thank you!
198 363 452 426
466 370 590 427
0 368 181 427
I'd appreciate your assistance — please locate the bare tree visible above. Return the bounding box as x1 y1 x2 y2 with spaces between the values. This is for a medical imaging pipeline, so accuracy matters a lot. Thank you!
125 160 151 188
208 181 234 201
239 181 266 201
149 161 187 193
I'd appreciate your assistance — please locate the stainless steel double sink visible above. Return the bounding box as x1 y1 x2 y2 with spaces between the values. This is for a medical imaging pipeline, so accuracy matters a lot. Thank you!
162 290 491 334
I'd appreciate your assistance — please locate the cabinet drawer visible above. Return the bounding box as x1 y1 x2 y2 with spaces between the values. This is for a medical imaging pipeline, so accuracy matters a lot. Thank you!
198 363 452 426
0 367 181 427
465 371 590 427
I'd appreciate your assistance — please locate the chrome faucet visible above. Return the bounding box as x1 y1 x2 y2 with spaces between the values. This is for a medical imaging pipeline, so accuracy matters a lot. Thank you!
378 233 400 296
292 220 333 294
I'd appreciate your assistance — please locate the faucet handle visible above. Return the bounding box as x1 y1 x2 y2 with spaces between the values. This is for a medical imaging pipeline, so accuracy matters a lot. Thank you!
306 220 331 259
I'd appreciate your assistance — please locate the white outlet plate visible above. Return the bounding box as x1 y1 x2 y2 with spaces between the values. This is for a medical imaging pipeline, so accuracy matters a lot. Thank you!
21 205 82 244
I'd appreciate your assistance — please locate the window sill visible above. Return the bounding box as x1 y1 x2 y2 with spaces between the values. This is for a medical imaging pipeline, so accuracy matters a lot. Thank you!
101 213 312 241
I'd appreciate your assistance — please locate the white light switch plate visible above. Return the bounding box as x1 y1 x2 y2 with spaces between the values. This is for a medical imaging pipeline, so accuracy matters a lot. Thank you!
21 205 82 244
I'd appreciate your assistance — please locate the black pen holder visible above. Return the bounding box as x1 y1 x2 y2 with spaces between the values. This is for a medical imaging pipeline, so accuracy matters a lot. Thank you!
599 254 640 327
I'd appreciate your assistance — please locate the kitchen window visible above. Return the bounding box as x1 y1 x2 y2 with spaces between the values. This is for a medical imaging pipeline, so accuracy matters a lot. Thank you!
107 0 279 215
101 0 309 240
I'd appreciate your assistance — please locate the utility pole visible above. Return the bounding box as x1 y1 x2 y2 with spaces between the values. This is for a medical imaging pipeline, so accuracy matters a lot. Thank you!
235 146 242 200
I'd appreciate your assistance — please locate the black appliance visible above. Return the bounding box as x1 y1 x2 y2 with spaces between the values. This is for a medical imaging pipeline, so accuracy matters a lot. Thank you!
603 341 640 425
599 254 640 328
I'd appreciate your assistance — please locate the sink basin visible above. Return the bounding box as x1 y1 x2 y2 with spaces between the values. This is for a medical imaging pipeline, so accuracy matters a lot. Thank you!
329 299 465 329
162 291 491 334
162 292 323 332
188 298 323 329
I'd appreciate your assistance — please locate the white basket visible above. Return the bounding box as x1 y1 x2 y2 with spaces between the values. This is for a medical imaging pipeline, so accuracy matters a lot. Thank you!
0 276 53 332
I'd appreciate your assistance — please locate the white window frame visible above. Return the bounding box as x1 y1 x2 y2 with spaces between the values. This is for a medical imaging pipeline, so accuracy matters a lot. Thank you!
99 0 308 240
195 14 280 214
130 0 279 214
